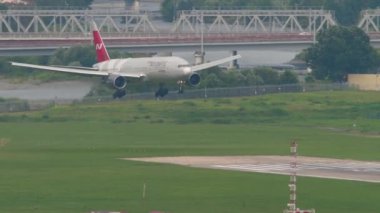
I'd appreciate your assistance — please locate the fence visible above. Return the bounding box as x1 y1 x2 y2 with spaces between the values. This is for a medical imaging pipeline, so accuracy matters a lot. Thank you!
0 83 349 113
83 83 349 102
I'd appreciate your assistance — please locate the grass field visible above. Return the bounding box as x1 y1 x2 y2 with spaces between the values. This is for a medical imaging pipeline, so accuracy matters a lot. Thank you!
0 91 379 213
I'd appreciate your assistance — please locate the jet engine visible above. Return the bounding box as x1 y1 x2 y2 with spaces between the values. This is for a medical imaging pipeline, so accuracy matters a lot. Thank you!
187 73 201 86
107 75 127 90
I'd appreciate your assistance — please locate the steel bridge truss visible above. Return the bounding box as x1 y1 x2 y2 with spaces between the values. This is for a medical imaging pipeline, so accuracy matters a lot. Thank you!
0 9 339 37
172 10 336 34
358 9 380 33
0 9 157 36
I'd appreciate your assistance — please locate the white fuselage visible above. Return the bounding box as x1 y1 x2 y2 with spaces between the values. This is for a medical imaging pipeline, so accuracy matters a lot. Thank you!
93 56 192 81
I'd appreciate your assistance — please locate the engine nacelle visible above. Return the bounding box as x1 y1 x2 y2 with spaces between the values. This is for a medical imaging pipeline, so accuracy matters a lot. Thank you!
187 73 201 86
107 75 127 90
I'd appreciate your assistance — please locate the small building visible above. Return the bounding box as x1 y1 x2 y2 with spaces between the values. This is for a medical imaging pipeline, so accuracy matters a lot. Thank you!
348 74 380 91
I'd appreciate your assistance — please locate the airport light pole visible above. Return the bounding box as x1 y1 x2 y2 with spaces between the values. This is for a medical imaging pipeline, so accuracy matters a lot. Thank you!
283 142 316 213
287 141 297 213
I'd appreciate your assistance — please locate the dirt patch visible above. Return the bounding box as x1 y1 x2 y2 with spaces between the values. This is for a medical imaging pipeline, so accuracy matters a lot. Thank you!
124 156 380 183
0 139 9 149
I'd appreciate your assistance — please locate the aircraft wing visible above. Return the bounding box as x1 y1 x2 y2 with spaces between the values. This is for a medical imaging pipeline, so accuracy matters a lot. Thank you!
11 62 109 76
190 55 242 72
10 62 144 78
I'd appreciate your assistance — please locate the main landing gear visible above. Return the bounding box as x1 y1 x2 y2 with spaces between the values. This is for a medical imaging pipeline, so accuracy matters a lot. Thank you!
155 81 187 98
113 89 126 99
155 83 168 98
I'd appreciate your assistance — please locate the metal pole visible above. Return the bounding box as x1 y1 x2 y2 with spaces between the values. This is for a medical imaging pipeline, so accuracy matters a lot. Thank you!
201 11 204 54
313 14 316 44
288 141 297 213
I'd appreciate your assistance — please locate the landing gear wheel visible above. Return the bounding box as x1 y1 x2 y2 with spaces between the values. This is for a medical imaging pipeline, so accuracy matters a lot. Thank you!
178 87 184 94
113 89 126 99
177 80 185 94
155 88 168 98
155 84 169 98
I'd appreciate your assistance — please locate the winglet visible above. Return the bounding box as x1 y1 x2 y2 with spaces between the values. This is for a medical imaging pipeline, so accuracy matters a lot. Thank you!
92 21 110 63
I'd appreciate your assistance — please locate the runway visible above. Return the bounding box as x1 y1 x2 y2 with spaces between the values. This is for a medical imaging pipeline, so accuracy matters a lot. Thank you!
125 156 380 183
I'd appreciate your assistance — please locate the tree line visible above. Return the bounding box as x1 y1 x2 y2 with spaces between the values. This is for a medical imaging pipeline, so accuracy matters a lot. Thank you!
3 0 380 26
161 0 380 25
304 26 380 82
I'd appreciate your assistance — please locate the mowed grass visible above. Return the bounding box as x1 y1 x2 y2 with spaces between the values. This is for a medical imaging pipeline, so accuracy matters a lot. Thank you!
0 91 379 213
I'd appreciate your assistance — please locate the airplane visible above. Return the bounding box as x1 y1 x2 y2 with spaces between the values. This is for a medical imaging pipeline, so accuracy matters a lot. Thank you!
11 21 241 99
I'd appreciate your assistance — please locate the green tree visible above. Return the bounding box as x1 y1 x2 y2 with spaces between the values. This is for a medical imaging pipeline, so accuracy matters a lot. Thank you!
161 0 176 22
254 67 279 85
288 0 322 7
241 69 263 85
304 74 316 83
161 0 274 22
34 0 93 8
279 70 299 84
49 45 131 67
324 0 362 26
288 0 380 26
203 73 223 87
49 46 96 67
305 26 380 81
201 0 272 8
218 70 246 86
161 0 194 22
124 0 135 6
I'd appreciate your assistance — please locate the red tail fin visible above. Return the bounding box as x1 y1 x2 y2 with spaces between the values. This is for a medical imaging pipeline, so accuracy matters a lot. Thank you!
92 21 110 63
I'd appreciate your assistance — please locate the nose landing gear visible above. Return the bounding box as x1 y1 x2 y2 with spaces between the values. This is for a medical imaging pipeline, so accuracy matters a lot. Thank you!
177 80 185 94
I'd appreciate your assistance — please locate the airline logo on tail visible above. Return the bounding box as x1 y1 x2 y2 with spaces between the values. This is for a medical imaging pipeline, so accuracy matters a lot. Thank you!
95 43 105 51
92 21 110 63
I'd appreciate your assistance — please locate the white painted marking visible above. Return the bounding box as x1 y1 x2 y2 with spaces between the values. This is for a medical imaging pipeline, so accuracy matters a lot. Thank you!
213 163 380 174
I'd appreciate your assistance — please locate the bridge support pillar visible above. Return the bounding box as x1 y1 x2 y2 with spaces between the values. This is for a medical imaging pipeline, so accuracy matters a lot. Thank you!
229 50 239 69
194 51 205 65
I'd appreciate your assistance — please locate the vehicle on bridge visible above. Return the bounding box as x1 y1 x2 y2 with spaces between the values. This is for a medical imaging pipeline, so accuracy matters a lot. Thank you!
11 21 241 99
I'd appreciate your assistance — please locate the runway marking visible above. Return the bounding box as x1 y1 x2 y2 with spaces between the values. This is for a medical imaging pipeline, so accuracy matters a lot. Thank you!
212 162 380 183
213 163 380 173
124 156 380 183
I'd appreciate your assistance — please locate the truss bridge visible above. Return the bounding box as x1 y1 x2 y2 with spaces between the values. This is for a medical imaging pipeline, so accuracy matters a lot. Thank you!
0 9 379 55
